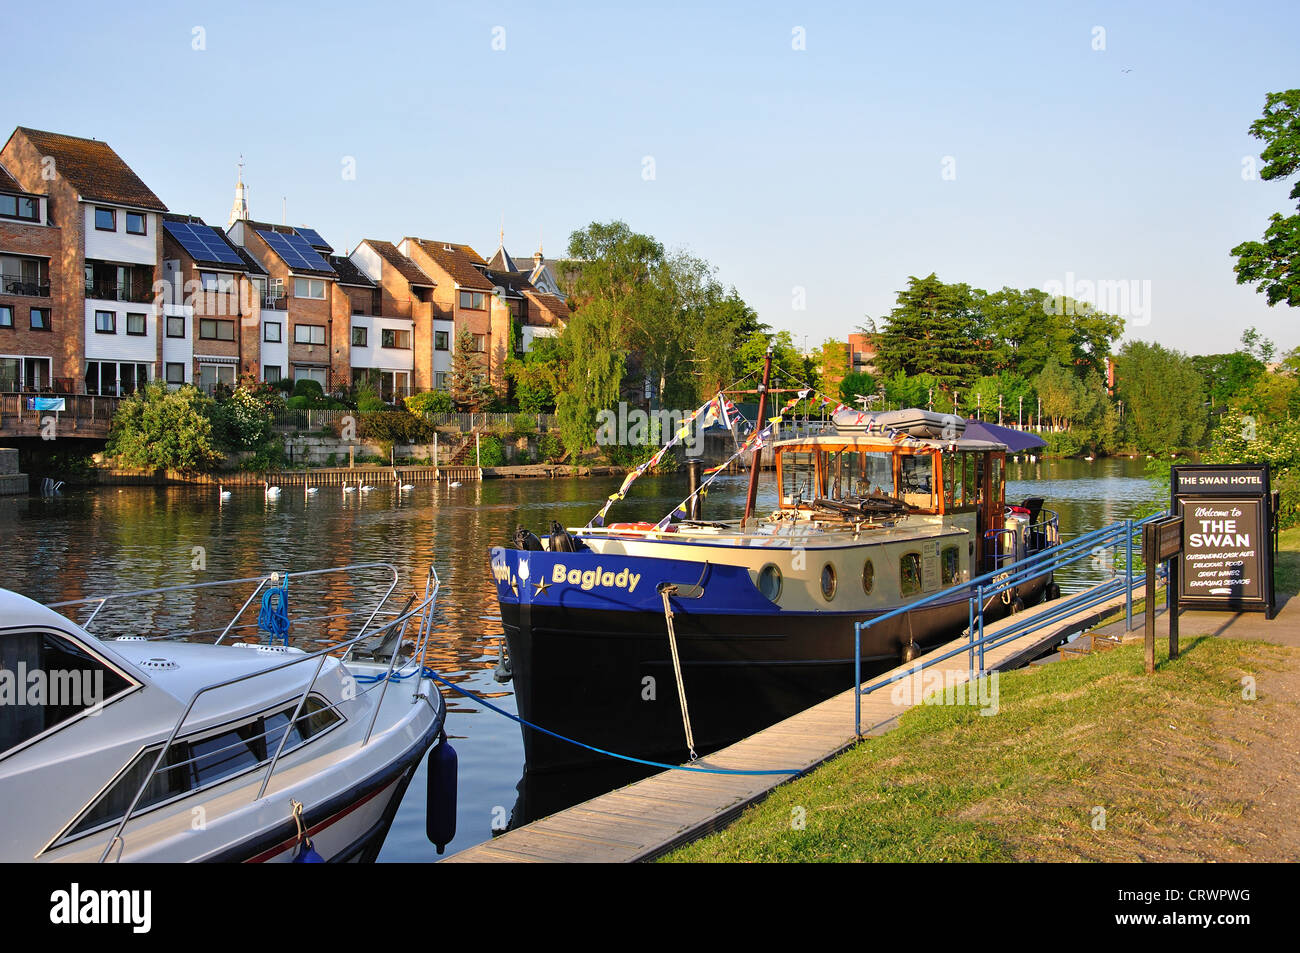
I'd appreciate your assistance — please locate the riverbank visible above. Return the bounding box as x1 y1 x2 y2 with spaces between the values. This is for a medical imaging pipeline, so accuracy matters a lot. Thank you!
51 462 628 487
662 529 1300 863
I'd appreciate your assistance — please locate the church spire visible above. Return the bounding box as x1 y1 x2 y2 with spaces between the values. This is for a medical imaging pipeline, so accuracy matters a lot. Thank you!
227 155 249 227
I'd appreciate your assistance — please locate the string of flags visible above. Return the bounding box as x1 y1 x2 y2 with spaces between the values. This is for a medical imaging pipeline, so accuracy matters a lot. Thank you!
588 393 735 527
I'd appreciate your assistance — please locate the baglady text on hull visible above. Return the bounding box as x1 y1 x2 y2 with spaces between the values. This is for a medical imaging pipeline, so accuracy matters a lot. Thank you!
492 382 1061 771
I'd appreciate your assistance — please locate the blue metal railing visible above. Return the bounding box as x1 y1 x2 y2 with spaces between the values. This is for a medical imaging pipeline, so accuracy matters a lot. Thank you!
852 511 1168 736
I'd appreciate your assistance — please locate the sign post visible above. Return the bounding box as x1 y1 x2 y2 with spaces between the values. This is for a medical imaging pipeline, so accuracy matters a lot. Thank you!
1171 464 1275 620
1143 515 1183 674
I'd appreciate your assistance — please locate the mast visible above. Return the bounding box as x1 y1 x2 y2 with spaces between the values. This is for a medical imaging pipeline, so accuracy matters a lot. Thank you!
741 346 773 528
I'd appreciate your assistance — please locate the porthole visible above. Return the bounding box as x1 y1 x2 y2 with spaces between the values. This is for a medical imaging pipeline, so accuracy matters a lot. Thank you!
820 563 837 601
758 563 782 602
862 559 875 595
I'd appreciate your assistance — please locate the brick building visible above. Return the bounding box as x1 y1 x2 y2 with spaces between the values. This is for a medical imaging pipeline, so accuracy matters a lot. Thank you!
1 127 167 396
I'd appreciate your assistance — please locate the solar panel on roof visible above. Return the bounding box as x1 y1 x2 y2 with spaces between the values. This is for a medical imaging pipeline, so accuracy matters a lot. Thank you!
164 221 245 266
296 227 331 251
257 229 333 272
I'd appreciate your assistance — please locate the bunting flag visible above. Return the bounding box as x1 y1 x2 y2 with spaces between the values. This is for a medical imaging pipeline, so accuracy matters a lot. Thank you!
586 394 719 527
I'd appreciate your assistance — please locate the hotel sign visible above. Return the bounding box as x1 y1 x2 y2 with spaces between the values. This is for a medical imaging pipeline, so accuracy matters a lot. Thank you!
1170 464 1274 617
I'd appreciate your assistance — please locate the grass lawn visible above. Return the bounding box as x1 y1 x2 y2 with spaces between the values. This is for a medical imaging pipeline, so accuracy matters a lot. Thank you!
662 527 1300 863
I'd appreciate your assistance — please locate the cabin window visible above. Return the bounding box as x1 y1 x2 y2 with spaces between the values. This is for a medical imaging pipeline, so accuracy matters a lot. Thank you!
58 695 342 844
758 563 782 602
900 454 936 510
0 630 134 756
862 559 875 595
964 453 979 505
825 450 859 499
820 563 837 601
900 552 922 596
990 456 1005 509
861 451 894 497
780 452 816 506
941 545 961 585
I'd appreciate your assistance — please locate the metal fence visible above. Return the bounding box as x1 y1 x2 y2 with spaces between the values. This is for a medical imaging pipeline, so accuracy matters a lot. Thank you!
271 408 558 433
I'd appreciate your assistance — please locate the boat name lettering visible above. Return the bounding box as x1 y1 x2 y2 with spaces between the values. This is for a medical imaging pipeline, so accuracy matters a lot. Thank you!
551 563 642 594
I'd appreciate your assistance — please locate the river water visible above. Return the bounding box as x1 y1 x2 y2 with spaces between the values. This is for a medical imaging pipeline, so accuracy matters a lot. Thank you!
1 455 1161 860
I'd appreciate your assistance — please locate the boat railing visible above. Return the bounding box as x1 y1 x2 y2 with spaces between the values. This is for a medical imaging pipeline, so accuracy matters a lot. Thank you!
48 562 403 647
853 512 1168 736
984 507 1061 570
91 565 440 863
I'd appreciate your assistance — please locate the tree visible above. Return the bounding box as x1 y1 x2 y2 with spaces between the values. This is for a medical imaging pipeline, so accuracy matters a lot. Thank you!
1113 341 1208 452
107 381 222 472
450 328 492 410
1231 89 1300 307
838 371 876 407
871 275 986 395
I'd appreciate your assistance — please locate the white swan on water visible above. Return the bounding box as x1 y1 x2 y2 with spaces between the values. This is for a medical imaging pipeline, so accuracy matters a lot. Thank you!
264 480 281 499
219 484 231 501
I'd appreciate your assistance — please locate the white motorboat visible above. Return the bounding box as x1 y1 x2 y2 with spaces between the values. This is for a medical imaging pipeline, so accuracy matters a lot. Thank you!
0 564 454 862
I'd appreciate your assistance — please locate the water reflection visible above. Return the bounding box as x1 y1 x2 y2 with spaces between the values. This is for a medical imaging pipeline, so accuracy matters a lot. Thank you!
0 457 1161 859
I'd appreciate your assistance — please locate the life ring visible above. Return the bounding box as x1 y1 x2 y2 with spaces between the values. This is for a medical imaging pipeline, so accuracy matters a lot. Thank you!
607 522 657 532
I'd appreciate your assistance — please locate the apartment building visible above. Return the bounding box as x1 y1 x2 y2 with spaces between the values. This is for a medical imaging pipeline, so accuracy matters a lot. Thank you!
0 163 58 391
349 239 446 392
1 127 167 396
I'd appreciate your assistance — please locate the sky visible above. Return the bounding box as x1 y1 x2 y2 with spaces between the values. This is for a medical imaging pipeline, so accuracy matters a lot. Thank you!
8 0 1299 357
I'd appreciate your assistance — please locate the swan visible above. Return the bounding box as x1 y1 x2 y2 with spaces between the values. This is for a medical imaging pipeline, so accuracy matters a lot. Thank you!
400 482 415 491
219 484 231 501
305 486 319 495
343 484 356 494
264 480 281 499
1084 455 1094 462
448 481 462 488
360 483 375 493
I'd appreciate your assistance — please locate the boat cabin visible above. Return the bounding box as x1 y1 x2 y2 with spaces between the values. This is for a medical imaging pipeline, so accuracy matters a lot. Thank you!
772 433 1008 566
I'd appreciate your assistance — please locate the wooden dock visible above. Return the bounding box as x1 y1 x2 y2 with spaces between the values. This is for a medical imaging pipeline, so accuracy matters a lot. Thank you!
443 582 1141 863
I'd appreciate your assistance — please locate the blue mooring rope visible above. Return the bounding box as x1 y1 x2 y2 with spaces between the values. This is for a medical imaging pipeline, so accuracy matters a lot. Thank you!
355 666 802 777
258 581 291 646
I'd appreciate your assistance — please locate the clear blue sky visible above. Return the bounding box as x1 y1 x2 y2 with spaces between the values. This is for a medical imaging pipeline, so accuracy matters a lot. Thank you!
9 0 1299 356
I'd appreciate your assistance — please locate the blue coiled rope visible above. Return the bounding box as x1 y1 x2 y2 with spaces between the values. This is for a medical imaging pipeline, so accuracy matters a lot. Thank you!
355 665 801 777
258 579 291 646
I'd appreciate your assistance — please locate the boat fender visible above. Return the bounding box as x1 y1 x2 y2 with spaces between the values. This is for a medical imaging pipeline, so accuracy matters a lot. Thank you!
427 735 458 854
607 521 656 532
901 641 921 662
513 527 544 551
549 520 577 553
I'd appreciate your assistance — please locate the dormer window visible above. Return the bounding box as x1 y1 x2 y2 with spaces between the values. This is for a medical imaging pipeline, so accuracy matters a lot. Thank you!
94 207 115 231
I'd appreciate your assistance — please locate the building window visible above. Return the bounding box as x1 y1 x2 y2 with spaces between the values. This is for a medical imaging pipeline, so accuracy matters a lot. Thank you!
381 329 410 349
0 194 38 222
200 271 233 292
0 305 11 328
126 313 146 336
435 372 447 390
199 318 234 341
351 327 367 348
294 324 326 345
471 333 485 352
95 311 116 334
94 207 115 231
165 362 185 384
263 322 282 343
198 364 236 392
458 290 486 310
263 365 281 384
293 277 326 299
125 212 146 235
166 315 186 338
30 308 50 331
435 330 449 351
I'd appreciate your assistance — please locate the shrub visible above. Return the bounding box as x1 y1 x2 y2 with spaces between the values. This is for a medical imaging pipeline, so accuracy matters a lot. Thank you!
293 378 325 401
538 432 566 463
477 435 505 467
107 382 222 472
357 390 387 414
356 411 435 444
405 391 454 416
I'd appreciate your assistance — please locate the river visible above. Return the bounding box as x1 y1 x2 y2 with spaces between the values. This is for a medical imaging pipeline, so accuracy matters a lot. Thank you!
1 454 1162 860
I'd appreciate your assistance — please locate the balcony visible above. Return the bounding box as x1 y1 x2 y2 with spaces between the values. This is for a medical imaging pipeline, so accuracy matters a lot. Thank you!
85 282 155 304
2 274 50 298
264 294 289 311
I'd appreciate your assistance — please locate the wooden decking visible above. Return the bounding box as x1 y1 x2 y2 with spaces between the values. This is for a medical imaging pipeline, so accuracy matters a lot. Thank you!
443 582 1141 863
